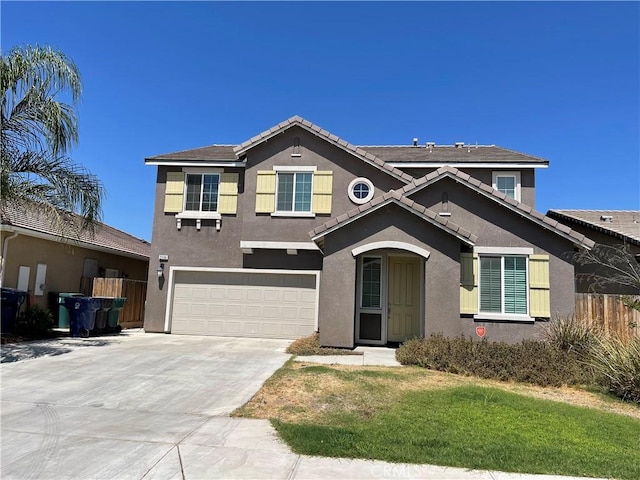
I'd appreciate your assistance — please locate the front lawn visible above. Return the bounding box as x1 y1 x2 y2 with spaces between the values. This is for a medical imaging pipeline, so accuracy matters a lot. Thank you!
234 362 640 479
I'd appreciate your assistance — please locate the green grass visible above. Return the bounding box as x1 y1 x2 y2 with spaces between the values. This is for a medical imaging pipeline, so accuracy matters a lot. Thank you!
273 385 640 479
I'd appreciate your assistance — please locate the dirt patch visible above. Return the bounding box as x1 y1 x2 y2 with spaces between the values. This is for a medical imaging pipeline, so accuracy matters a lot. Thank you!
235 362 640 422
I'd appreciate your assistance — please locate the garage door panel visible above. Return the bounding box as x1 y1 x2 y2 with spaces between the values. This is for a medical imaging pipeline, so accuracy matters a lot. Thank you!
171 271 317 339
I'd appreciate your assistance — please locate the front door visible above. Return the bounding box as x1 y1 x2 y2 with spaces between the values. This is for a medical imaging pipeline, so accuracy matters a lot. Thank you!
387 256 421 342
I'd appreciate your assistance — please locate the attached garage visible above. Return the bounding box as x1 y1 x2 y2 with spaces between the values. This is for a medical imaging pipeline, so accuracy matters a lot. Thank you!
168 269 319 339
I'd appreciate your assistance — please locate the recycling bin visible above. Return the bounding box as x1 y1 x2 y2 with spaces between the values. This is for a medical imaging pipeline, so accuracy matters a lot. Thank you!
57 293 84 328
1 287 27 333
93 297 114 334
107 297 127 332
64 296 100 338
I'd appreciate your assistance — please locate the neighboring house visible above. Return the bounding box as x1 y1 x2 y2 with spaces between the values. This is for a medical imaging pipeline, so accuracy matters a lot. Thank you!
144 116 594 347
547 210 640 294
0 203 150 310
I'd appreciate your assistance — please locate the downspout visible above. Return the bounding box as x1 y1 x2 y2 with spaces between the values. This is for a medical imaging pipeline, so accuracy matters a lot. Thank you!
0 230 19 288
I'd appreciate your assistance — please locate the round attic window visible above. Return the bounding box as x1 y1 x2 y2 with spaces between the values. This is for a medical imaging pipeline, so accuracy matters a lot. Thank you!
348 177 374 204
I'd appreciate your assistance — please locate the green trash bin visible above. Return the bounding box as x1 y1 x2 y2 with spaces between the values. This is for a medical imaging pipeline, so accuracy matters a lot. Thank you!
58 293 84 328
107 297 127 333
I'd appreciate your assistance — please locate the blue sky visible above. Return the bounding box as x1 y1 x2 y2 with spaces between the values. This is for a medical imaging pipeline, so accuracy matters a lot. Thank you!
2 1 638 241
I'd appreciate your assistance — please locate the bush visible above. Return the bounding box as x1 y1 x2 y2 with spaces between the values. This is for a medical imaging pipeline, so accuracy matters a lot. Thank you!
396 335 589 387
543 315 600 355
589 336 640 403
287 332 360 356
15 305 54 339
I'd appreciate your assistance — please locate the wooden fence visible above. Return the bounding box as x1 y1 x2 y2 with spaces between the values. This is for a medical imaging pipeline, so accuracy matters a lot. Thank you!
92 278 147 329
574 293 640 342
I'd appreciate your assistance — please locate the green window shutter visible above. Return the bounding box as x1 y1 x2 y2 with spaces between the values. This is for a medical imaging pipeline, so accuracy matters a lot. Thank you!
255 171 276 213
460 253 478 314
504 257 527 314
218 173 238 214
164 172 185 213
529 254 551 317
480 257 502 313
312 171 333 214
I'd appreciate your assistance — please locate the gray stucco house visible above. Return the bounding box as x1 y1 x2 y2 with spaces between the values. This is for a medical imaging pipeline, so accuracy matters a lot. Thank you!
143 116 594 347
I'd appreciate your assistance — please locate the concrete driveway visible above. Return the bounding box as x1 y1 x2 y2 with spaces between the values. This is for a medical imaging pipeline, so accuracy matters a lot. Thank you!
1 332 292 479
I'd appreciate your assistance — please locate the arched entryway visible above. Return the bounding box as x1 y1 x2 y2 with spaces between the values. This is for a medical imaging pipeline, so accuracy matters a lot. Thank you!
351 242 430 345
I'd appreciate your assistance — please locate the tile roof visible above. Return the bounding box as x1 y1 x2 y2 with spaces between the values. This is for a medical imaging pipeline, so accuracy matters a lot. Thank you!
311 166 595 249
360 145 548 164
396 166 595 249
1 203 150 259
310 189 478 245
146 145 237 162
233 116 414 184
547 210 640 246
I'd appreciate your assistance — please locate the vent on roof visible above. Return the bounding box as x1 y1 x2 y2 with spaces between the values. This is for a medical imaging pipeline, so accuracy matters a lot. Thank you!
455 142 464 148
413 138 418 147
601 215 613 223
426 142 435 152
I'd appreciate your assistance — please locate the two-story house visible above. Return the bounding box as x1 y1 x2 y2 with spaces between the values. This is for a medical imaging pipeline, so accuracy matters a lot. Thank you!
143 116 594 347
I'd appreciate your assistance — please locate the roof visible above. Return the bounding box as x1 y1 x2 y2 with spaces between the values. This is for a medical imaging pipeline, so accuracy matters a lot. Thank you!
310 190 478 245
312 166 595 249
234 116 414 184
0 203 151 259
144 116 547 172
547 210 640 247
360 145 548 165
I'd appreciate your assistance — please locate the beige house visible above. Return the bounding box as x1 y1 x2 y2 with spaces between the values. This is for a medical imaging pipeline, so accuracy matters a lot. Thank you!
0 203 150 311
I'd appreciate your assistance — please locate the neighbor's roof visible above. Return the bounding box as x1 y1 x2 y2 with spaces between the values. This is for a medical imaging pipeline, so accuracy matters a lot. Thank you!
0 203 150 259
547 210 640 247
145 116 547 169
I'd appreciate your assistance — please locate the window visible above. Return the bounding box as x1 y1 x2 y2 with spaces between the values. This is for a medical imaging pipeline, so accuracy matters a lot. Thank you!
492 171 521 201
276 172 312 212
185 173 219 212
479 255 527 315
348 177 375 204
361 257 382 308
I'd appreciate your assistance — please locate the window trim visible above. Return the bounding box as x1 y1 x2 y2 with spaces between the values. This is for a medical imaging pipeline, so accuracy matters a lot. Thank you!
348 177 375 204
492 171 521 202
184 172 221 213
474 253 533 322
272 167 315 216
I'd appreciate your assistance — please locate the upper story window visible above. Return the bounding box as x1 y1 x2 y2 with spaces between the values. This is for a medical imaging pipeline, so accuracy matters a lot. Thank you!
276 171 313 213
348 177 375 204
492 171 521 201
185 173 220 212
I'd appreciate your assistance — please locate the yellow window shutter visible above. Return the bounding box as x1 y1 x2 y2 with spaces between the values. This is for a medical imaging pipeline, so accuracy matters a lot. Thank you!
312 171 333 214
529 254 551 317
164 172 184 213
255 170 276 213
218 173 239 214
460 253 478 314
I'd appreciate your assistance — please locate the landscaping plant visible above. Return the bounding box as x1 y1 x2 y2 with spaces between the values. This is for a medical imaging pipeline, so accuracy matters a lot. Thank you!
15 305 54 339
589 335 640 403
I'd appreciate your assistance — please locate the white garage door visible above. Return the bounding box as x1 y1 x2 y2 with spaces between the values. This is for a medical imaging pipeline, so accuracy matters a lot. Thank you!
170 270 317 339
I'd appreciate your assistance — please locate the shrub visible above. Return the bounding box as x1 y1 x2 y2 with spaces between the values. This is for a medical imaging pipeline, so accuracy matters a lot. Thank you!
589 336 640 403
543 315 600 355
15 305 54 339
287 332 360 356
396 335 589 387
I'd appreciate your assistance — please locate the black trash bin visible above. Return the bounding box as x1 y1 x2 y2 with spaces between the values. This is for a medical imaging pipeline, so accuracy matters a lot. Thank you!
93 297 114 334
1 287 28 333
64 296 101 338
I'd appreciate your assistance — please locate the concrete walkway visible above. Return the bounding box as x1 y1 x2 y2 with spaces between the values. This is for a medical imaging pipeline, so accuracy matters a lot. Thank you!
293 345 402 367
1 332 601 480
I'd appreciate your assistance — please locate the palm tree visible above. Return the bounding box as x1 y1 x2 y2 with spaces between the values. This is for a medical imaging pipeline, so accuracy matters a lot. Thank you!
1 45 103 232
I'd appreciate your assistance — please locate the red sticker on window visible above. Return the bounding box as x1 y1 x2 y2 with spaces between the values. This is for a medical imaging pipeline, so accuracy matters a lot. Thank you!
476 326 486 337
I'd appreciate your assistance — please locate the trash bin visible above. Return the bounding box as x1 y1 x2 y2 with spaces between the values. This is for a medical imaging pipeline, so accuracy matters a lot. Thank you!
64 296 100 338
1 287 27 333
106 297 127 333
93 297 114 334
58 293 84 328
